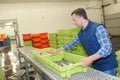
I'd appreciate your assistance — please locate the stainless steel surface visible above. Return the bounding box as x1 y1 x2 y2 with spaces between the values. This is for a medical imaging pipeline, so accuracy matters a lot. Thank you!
18 46 120 80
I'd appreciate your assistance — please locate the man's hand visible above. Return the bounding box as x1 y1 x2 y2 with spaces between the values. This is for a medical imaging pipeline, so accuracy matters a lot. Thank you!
49 49 58 54
80 57 92 67
80 53 102 67
49 47 64 55
39 51 50 55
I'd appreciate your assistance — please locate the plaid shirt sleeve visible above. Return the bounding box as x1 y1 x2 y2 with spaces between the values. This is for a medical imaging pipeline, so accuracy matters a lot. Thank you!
96 25 112 57
63 35 80 50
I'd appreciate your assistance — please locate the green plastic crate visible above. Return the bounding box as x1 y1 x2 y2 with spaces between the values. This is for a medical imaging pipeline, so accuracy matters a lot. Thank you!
24 41 32 46
32 49 88 78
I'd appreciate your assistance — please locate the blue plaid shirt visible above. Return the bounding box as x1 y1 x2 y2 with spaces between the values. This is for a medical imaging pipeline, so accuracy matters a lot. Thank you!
63 25 112 57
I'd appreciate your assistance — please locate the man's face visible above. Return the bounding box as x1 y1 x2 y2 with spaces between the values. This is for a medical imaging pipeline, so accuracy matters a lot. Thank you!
72 14 82 27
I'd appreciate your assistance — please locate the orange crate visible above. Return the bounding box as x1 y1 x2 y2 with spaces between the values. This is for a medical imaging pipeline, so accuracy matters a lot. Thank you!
33 46 42 49
41 40 49 44
41 39 49 43
32 33 41 38
40 32 48 39
1 34 7 40
32 38 41 43
33 42 41 47
22 33 32 41
41 44 49 48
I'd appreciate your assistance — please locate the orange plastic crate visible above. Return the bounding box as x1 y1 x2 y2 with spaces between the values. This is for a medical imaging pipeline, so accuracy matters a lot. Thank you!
32 33 41 38
41 39 49 44
33 46 42 49
22 33 32 41
32 38 41 43
41 43 49 48
40 32 48 39
33 42 41 47
1 34 7 40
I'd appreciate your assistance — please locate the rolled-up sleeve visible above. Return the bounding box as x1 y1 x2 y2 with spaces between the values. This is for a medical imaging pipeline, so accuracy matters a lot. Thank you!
63 35 80 50
96 25 112 57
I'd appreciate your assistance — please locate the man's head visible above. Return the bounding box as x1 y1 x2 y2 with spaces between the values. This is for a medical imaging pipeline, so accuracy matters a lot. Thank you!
71 8 88 27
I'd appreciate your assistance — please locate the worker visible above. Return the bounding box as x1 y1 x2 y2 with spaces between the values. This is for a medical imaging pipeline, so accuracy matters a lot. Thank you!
3 36 11 52
50 8 118 76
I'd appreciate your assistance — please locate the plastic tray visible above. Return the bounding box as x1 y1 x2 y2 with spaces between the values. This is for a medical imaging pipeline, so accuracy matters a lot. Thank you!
32 48 88 78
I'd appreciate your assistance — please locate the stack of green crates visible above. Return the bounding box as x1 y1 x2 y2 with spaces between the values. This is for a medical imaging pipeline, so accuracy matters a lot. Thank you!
116 50 120 77
57 28 87 57
32 48 88 78
66 44 87 57
49 33 58 48
57 28 79 47
24 41 32 46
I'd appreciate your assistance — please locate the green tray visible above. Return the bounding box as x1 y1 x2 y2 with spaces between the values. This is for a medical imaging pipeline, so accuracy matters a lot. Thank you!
32 48 88 78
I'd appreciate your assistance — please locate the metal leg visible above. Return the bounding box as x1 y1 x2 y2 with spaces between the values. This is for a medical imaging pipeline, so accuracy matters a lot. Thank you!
18 51 22 68
17 50 24 80
24 59 30 80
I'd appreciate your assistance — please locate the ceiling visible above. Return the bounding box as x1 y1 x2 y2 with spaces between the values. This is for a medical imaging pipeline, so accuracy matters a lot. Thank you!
0 0 99 3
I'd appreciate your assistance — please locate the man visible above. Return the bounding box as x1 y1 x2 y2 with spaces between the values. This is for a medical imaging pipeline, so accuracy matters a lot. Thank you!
50 8 118 76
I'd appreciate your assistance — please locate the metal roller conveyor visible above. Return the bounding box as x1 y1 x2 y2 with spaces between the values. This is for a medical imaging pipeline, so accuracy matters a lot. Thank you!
18 46 120 80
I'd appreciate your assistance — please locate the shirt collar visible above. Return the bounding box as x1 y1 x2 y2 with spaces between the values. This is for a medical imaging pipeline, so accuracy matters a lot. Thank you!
81 20 90 30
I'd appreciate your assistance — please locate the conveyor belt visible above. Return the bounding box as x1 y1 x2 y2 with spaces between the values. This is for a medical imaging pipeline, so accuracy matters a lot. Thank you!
18 46 120 80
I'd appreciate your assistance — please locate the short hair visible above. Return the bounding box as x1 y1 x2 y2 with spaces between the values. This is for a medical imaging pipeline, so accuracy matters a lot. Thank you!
71 8 88 19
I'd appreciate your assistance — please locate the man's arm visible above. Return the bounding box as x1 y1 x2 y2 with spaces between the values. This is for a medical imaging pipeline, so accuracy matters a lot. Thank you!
50 35 80 54
80 53 101 67
96 25 112 57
